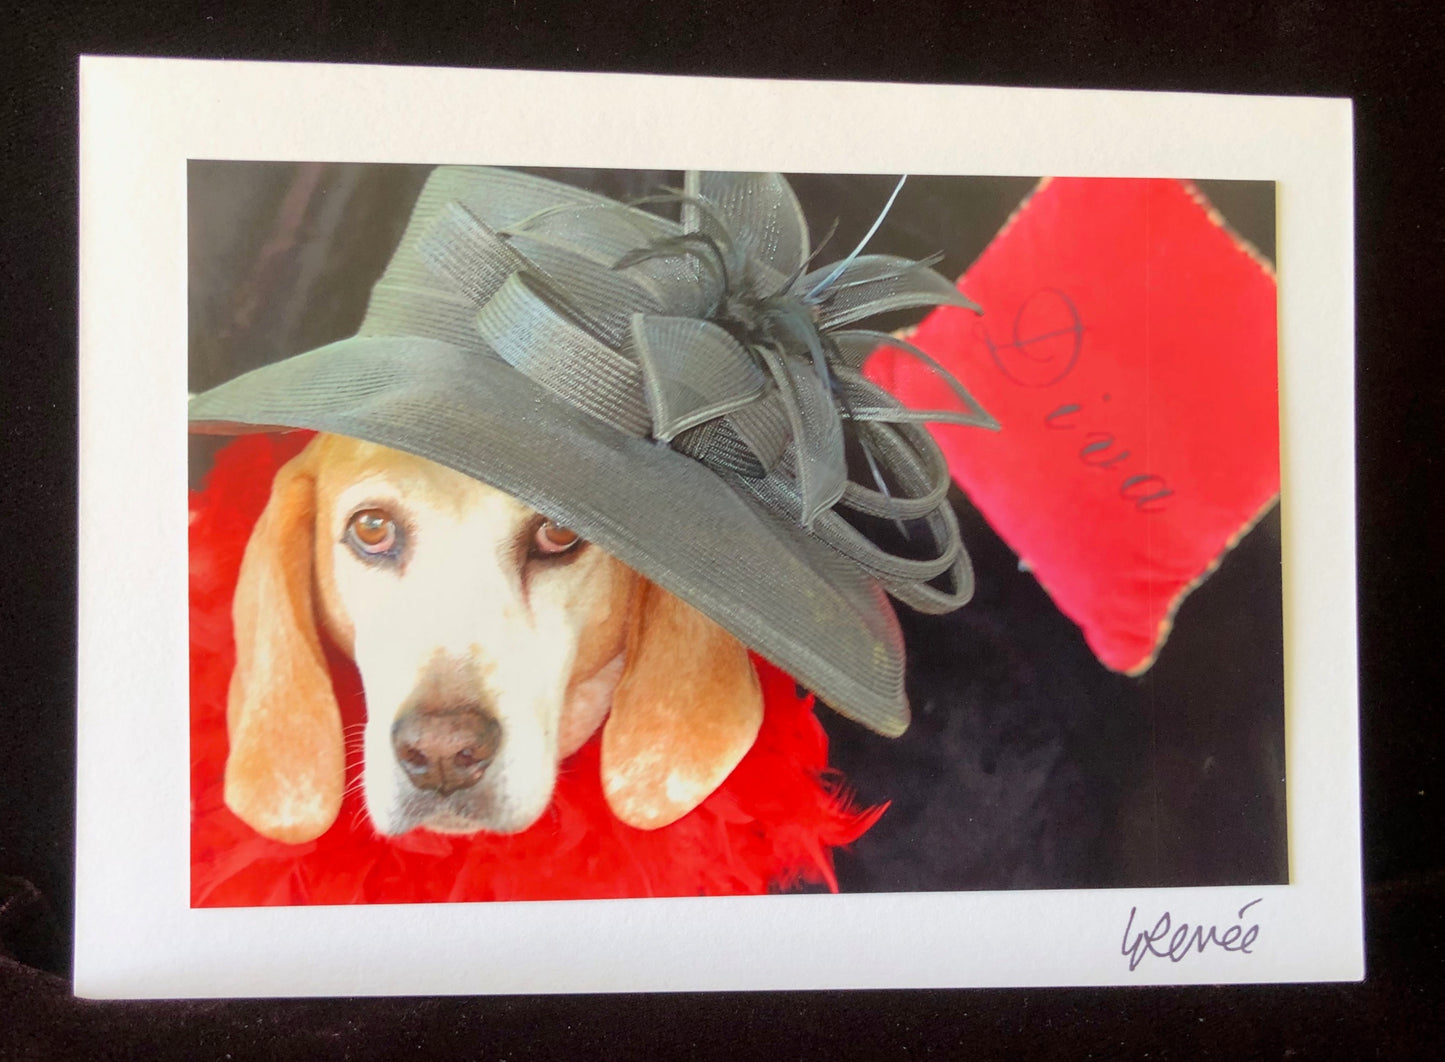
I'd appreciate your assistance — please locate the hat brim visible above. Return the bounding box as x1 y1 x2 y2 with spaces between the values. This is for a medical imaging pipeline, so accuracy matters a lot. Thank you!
189 335 909 736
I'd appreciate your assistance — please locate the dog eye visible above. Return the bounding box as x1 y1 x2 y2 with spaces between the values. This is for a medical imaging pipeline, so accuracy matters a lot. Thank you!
347 508 399 556
532 519 582 557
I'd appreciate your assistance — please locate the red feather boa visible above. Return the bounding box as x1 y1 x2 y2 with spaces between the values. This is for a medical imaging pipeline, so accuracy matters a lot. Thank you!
190 432 884 905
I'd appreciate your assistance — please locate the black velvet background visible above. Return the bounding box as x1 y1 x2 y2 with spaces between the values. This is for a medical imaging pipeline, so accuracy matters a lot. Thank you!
3 1 1441 1057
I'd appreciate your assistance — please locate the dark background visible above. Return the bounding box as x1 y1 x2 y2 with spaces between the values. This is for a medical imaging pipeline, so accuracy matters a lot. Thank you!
3 1 1440 1058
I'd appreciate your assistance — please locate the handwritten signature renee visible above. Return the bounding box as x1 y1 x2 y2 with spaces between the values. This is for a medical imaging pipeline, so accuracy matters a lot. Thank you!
1121 898 1262 972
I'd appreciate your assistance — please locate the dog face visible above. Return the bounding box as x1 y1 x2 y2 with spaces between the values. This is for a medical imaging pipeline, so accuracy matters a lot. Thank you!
311 436 637 835
222 433 763 844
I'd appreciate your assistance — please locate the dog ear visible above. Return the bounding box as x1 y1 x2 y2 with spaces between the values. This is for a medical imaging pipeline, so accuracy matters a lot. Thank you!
224 441 344 844
601 583 763 830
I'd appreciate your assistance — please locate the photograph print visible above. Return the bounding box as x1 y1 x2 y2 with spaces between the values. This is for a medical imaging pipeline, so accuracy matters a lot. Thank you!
186 162 1284 907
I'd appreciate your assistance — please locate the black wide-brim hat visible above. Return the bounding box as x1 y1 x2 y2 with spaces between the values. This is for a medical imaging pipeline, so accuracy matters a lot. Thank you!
189 167 997 736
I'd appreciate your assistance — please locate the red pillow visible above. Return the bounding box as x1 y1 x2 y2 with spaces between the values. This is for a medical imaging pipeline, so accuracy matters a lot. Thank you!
871 178 1278 673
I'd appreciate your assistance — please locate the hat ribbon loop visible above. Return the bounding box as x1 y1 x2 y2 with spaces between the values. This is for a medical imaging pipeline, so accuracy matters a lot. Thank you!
423 184 999 614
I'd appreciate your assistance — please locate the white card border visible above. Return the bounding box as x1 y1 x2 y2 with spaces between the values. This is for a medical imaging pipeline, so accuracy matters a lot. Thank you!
76 57 1359 997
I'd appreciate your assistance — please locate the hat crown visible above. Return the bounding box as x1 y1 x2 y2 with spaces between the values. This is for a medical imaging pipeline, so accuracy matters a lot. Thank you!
358 166 996 616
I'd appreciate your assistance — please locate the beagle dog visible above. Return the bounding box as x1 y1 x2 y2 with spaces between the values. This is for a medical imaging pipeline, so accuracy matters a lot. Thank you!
225 432 764 844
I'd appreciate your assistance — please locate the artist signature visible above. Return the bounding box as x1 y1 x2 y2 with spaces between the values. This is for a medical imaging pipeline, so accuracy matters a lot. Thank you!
1121 898 1262 972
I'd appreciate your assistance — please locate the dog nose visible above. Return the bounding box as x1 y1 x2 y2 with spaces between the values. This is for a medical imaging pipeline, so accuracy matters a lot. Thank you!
391 706 502 795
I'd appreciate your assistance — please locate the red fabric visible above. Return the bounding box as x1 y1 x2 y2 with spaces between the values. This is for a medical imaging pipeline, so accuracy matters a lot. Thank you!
870 178 1279 674
190 432 883 906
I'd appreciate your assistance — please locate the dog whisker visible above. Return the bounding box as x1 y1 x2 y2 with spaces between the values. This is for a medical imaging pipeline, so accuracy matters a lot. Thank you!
348 804 372 834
